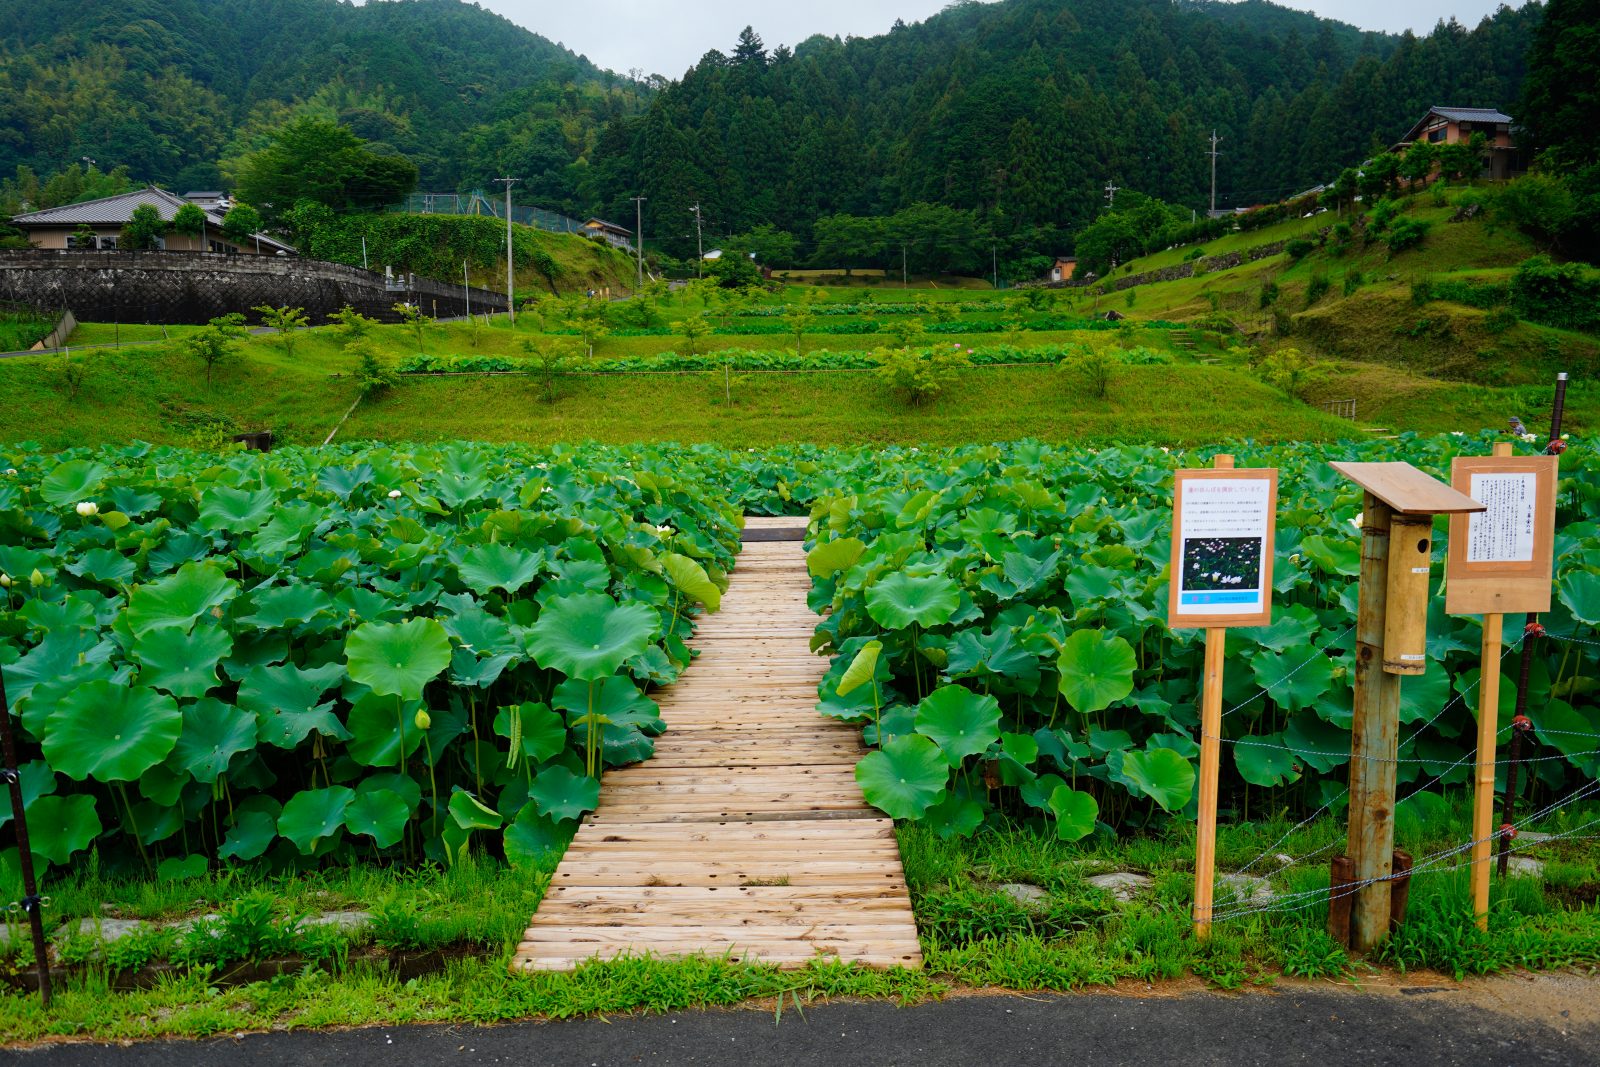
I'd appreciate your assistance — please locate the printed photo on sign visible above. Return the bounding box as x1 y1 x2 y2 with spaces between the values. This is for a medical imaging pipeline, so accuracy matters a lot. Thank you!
1175 477 1272 616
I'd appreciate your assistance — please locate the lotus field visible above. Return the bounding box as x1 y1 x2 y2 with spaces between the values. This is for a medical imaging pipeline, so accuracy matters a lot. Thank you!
0 442 740 877
0 433 1596 878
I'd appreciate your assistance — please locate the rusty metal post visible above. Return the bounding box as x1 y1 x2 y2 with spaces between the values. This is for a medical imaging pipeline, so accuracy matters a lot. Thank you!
0 671 51 1006
1389 849 1414 930
1328 855 1356 947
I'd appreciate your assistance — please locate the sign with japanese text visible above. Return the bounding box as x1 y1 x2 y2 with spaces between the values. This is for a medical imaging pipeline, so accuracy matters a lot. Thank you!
1167 468 1279 629
1446 455 1557 615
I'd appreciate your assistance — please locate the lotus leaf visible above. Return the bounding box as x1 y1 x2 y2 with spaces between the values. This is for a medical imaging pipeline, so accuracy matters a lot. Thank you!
1047 785 1099 841
504 804 575 867
171 698 257 783
529 766 600 822
345 618 452 700
448 789 504 831
43 682 182 782
662 552 721 612
914 685 1001 766
26 794 102 865
132 624 232 699
1120 747 1195 812
865 571 960 630
526 593 656 681
457 543 544 596
1056 630 1136 714
125 561 239 636
278 786 355 853
855 735 947 819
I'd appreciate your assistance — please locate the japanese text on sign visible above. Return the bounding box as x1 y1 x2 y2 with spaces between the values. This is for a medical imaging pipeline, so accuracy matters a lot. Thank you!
1466 472 1536 564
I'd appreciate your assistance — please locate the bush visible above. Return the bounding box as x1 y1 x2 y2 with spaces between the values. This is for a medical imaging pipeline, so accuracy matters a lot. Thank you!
1386 218 1432 256
1366 198 1402 236
1256 346 1327 401
1509 255 1600 333
1258 281 1280 309
1285 238 1316 262
1059 345 1116 399
1305 273 1330 307
875 345 968 405
1493 174 1577 248
1342 270 1365 297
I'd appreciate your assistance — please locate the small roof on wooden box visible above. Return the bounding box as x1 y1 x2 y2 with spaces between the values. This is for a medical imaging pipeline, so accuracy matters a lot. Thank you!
1331 461 1485 515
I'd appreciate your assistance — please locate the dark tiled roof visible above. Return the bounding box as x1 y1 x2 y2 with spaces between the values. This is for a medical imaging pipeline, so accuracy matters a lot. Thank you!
13 186 295 252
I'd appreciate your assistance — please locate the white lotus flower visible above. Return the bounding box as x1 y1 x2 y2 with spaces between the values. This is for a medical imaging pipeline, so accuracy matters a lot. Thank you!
75 501 98 517
388 489 402 499
1450 431 1465 437
1350 512 1363 529
535 462 550 470
3 468 15 476
1521 432 1537 442
656 524 674 536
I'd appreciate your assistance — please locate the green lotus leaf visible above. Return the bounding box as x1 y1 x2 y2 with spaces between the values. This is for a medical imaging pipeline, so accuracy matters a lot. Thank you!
448 789 504 831
345 617 452 701
26 794 102 866
922 787 985 839
837 640 883 697
865 571 961 630
493 702 568 766
528 766 600 822
807 536 865 578
344 692 427 767
218 810 278 861
171 697 258 783
914 685 1001 766
1120 747 1195 812
157 854 208 881
344 789 410 848
855 735 948 820
1557 570 1600 627
0 761 55 829
39 458 109 508
198 485 278 534
1056 629 1137 714
662 552 721 612
504 803 575 868
526 593 656 682
65 547 137 587
278 786 355 853
457 543 544 596
132 624 232 699
126 561 239 637
1233 733 1302 787
1299 534 1361 577
238 583 336 631
356 773 423 815
238 662 349 748
1047 785 1099 841
1248 643 1335 713
43 682 182 782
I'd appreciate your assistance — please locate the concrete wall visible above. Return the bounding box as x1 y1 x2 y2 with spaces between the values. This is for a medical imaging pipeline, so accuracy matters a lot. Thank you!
0 249 510 325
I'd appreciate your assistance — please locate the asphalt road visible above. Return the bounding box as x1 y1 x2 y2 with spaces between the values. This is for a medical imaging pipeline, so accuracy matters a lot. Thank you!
5 979 1597 1067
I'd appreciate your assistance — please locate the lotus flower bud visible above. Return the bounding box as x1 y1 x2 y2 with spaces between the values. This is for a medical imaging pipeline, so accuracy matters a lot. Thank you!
414 709 432 730
388 489 402 499
75 501 98 517
0 573 10 588
28 568 44 588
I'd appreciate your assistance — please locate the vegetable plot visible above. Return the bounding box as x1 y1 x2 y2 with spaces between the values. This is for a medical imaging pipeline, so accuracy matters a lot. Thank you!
802 434 1600 840
0 442 739 875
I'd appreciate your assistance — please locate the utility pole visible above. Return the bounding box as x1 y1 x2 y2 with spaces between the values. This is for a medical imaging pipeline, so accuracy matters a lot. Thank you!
991 242 998 290
1208 130 1223 216
1104 180 1120 209
494 177 518 325
902 245 908 289
463 260 470 320
692 203 704 278
631 195 647 291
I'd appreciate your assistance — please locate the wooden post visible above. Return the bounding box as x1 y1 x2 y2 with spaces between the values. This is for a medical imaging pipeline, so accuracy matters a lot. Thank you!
1469 441 1513 928
1347 493 1401 952
1192 453 1233 939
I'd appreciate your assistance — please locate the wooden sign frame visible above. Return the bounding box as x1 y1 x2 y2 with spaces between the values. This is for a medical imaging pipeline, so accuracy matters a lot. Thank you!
1167 467 1278 630
1445 455 1557 616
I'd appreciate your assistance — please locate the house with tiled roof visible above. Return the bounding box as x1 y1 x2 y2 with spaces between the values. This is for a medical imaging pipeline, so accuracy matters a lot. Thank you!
1391 107 1522 180
9 187 294 254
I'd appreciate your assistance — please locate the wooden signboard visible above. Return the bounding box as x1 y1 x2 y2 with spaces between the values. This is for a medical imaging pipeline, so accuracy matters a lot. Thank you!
1167 467 1279 630
1445 454 1558 615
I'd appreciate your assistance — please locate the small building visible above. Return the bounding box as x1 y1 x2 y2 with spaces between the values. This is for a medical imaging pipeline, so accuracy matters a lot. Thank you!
1047 257 1077 283
1392 107 1520 180
10 186 293 254
582 218 633 251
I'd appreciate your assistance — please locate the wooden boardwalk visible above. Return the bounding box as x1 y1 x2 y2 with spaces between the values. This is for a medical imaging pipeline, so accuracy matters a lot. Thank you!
512 516 923 972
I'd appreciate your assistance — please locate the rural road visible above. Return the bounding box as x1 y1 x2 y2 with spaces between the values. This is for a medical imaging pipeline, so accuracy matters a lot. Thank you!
4 974 1596 1066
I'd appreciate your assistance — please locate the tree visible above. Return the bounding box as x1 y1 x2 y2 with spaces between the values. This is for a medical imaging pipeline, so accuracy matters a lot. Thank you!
674 315 710 355
233 117 418 224
726 224 797 268
1518 0 1600 168
1060 344 1114 400
121 204 166 250
183 313 247 387
347 337 398 397
812 214 884 276
171 203 208 247
328 304 377 339
392 302 433 353
1397 142 1438 187
784 305 814 355
1492 174 1577 248
1320 168 1359 213
1435 133 1488 183
1356 153 1402 200
221 204 262 245
732 26 767 66
252 304 309 356
520 337 580 403
705 252 762 289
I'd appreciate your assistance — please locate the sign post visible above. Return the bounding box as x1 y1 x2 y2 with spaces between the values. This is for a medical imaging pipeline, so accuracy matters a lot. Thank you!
1330 462 1483 952
1445 443 1558 928
1168 455 1278 939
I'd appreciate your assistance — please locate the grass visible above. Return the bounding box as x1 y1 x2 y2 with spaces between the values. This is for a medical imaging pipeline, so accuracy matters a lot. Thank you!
3 795 1595 1044
0 309 57 352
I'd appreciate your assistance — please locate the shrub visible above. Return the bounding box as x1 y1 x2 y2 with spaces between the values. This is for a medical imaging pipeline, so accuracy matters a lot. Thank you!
1329 221 1353 254
1285 238 1316 262
1256 346 1327 401
1386 218 1432 256
1366 198 1401 236
875 345 968 405
1060 345 1115 399
181 313 247 387
1342 270 1365 297
1305 273 1330 307
350 338 398 396
1258 281 1280 308
1509 255 1600 333
1493 174 1577 248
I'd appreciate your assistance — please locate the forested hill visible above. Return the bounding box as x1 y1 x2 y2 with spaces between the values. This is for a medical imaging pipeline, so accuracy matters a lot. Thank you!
585 0 1542 254
0 0 644 196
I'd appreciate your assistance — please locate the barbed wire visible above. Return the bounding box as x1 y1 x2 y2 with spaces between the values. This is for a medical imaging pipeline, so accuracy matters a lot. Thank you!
1220 624 1354 720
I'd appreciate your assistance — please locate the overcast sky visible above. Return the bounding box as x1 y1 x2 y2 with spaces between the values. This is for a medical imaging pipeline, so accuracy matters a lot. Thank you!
478 0 1514 78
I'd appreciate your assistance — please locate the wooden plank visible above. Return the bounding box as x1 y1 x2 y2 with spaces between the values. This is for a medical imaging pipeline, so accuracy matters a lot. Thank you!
1330 461 1486 516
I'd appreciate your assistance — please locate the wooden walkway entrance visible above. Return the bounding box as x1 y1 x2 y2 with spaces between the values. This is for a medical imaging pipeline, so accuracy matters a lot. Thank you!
512 516 923 972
